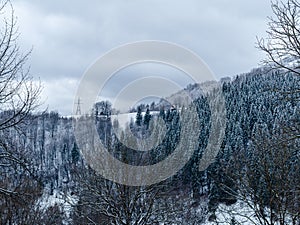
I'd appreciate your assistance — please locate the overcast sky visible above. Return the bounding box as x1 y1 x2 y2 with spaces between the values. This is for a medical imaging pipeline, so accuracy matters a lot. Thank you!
12 0 273 115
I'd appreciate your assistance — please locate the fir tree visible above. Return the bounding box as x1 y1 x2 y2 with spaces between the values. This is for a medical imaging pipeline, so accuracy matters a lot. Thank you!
71 142 80 163
135 106 143 126
143 107 151 129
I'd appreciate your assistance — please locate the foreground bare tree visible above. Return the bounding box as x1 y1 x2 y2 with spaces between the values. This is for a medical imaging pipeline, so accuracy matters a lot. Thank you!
0 1 41 129
0 1 47 224
218 121 300 225
71 164 208 225
72 168 160 225
257 0 300 77
0 0 41 185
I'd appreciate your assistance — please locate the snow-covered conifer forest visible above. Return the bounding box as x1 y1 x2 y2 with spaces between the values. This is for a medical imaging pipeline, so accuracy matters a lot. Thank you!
1 0 300 224
1 69 300 224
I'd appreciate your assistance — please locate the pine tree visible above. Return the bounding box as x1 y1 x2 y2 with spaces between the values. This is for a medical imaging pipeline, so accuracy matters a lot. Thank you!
143 107 151 129
71 142 80 163
135 106 142 126
159 107 165 120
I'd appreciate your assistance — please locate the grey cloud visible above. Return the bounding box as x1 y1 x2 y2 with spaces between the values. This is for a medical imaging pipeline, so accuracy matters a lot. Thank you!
12 0 272 115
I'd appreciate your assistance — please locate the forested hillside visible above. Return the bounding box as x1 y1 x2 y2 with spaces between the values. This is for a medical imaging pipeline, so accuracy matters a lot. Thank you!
1 68 299 224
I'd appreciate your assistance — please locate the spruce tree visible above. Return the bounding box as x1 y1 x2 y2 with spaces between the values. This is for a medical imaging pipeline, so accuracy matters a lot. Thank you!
143 107 151 129
135 106 143 126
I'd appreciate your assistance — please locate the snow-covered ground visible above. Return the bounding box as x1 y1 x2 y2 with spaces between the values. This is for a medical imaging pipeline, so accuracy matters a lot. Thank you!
111 111 159 129
205 200 294 225
36 190 78 225
206 200 259 225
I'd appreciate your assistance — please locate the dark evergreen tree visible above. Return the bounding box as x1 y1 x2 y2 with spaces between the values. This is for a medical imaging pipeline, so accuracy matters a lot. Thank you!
135 106 143 126
159 106 165 120
143 107 151 129
71 142 80 164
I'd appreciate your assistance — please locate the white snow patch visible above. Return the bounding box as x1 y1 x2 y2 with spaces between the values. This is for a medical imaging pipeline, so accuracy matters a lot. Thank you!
205 200 293 225
111 111 159 129
36 190 78 224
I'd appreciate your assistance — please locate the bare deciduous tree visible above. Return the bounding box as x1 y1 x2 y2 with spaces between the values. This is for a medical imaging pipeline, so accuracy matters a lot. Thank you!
257 0 300 77
0 1 41 131
0 0 41 185
219 121 300 225
0 0 44 223
71 167 162 225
